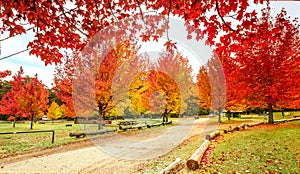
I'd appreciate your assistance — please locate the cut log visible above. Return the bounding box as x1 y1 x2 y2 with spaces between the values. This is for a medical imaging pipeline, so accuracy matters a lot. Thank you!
69 129 115 138
223 126 233 134
205 131 220 140
147 122 162 128
288 117 300 121
247 121 264 127
162 120 172 125
274 119 288 124
239 123 246 129
158 158 186 174
69 132 86 138
119 125 132 131
186 139 210 170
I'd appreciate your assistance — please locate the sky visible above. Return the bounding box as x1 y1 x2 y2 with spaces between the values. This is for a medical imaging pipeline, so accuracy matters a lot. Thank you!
0 1 299 88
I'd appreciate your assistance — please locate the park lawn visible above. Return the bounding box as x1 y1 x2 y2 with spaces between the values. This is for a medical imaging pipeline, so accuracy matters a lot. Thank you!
199 121 300 173
0 118 166 160
0 121 91 159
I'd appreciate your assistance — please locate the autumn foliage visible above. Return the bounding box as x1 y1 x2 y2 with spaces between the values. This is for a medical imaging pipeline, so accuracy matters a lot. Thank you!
1 0 268 64
0 67 49 128
217 6 300 123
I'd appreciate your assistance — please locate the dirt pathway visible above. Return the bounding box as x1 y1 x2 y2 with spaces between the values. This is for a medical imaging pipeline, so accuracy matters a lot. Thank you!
0 118 212 173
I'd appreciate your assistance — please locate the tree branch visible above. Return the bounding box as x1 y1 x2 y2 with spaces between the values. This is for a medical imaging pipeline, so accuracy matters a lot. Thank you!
215 0 235 32
54 0 88 37
166 0 172 41
0 27 34 42
0 48 31 61
107 0 118 21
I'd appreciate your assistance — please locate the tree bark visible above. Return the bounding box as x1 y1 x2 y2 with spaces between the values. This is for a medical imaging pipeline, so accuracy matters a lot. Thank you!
30 114 34 129
98 112 104 130
158 158 185 174
268 103 274 124
205 131 220 140
186 139 210 170
13 117 16 128
218 107 221 123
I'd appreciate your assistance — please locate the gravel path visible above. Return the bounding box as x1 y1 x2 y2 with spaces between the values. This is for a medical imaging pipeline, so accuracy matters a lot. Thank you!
0 118 213 173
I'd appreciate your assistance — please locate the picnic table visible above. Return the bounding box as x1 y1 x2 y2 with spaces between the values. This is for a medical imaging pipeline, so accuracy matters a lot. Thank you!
117 120 138 126
117 120 141 131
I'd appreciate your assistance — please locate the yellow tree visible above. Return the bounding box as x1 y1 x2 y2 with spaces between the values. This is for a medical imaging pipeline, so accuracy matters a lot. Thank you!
47 101 65 120
197 66 211 110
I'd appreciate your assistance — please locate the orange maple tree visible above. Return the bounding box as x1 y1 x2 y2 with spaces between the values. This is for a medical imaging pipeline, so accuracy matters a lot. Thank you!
197 66 212 110
129 51 195 122
68 41 137 128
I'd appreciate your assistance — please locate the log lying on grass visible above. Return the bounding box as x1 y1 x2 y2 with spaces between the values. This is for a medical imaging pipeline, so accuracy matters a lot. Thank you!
162 120 172 125
69 129 115 138
119 123 146 131
147 122 162 128
232 123 247 131
205 131 220 140
223 123 254 133
274 119 288 124
247 121 264 127
288 117 300 121
186 139 210 170
158 158 186 174
274 117 300 124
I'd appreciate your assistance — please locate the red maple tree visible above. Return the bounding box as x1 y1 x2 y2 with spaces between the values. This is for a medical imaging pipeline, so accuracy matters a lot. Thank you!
0 67 49 128
218 7 300 123
0 68 24 127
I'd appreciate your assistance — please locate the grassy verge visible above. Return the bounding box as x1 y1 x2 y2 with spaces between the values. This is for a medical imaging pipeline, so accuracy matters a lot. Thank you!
198 121 300 173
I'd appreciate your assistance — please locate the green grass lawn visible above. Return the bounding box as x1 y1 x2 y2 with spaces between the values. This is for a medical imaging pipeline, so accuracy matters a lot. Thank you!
0 121 90 159
199 121 300 173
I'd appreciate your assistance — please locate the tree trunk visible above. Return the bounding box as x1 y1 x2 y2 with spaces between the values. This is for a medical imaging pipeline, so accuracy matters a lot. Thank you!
218 107 221 123
84 117 87 130
282 110 285 118
30 114 34 129
13 117 16 128
268 104 274 124
98 112 104 130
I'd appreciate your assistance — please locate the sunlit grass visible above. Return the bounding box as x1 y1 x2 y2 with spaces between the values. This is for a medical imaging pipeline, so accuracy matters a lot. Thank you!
198 121 300 173
0 121 88 158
